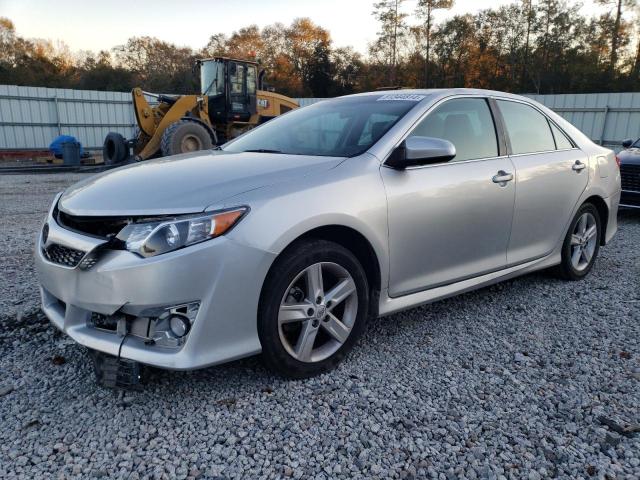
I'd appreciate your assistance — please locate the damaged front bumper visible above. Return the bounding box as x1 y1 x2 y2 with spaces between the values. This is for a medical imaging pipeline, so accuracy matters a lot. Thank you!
35 196 276 370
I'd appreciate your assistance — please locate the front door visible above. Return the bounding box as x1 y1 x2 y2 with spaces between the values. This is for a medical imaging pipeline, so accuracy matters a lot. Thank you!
381 97 516 297
227 62 257 122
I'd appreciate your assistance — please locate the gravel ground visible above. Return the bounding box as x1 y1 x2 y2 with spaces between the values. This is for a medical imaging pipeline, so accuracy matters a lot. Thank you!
0 173 639 479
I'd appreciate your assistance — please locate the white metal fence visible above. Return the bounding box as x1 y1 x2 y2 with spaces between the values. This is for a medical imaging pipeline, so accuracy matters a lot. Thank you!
526 92 640 149
1 84 639 151
0 85 136 151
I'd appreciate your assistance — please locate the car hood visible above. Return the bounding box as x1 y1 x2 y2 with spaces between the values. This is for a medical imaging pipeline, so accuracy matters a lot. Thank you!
58 150 345 216
618 147 640 166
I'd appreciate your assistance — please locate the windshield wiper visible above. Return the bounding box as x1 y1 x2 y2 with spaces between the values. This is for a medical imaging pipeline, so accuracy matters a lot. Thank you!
243 149 283 154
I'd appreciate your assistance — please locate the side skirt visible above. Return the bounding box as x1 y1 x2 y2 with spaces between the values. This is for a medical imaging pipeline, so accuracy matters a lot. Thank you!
378 253 561 317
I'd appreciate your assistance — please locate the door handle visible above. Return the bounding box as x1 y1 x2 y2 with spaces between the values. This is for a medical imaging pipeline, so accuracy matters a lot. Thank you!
572 160 586 172
492 171 513 184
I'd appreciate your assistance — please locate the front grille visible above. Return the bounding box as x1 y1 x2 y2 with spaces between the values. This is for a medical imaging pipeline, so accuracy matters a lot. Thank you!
57 210 131 238
43 244 86 268
621 164 640 192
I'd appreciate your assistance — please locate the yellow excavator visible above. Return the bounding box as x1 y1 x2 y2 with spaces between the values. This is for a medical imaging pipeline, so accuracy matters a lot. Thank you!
103 57 299 164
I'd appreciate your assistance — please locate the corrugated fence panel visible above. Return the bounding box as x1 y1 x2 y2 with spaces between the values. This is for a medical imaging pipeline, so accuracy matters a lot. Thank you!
525 92 640 149
295 98 327 108
0 85 136 150
1 87 639 151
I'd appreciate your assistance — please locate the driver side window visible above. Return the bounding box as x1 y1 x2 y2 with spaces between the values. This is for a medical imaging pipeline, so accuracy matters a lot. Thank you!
409 98 498 162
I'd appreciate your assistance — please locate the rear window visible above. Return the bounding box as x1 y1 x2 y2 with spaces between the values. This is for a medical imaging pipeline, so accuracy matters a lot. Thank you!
498 100 556 154
549 122 573 150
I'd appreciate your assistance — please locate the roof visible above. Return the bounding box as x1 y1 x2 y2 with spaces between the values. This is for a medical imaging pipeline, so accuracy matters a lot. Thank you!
196 57 259 66
346 88 532 102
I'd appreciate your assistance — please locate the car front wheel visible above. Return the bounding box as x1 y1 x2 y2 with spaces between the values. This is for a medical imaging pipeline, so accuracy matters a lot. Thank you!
258 239 369 378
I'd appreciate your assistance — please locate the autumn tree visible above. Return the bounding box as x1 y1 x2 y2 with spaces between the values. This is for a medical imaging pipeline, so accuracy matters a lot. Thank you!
330 47 363 94
113 37 196 92
596 0 637 78
2 3 640 95
431 14 477 87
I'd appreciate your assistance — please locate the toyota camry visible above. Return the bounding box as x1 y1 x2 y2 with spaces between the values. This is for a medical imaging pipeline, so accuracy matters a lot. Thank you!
35 89 621 383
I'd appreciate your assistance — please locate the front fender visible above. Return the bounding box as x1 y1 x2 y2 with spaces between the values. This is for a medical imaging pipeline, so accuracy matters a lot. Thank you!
221 154 391 290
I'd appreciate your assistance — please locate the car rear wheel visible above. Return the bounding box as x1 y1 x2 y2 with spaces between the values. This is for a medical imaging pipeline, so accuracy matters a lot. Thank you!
556 203 601 280
258 239 369 378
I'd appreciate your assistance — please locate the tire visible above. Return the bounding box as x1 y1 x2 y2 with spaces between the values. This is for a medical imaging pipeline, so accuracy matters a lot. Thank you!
102 132 128 165
160 120 214 157
258 239 370 379
555 203 601 281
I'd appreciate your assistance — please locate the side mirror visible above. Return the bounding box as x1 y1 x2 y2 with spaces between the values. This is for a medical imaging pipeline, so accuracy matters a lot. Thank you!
385 136 456 170
622 138 634 149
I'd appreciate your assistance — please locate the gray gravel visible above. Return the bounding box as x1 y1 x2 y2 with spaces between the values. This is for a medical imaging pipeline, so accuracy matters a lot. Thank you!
1 173 639 479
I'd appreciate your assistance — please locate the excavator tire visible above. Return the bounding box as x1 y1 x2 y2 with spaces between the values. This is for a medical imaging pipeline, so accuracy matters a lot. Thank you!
103 132 128 165
160 120 214 157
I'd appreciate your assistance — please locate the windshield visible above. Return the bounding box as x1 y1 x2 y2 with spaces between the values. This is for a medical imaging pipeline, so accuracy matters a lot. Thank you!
633 138 640 148
222 95 425 157
200 60 224 96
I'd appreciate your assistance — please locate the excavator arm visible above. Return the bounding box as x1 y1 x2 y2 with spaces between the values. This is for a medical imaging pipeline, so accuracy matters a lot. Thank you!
131 88 214 160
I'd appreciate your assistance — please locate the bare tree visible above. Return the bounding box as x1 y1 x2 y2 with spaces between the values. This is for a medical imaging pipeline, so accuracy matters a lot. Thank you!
416 0 453 87
372 0 408 84
520 0 535 90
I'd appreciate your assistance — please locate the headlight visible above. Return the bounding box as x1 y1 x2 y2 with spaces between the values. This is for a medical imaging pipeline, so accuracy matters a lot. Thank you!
116 208 247 257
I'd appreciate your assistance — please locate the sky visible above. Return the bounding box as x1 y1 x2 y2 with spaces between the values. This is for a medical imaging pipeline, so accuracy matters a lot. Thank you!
1 0 610 55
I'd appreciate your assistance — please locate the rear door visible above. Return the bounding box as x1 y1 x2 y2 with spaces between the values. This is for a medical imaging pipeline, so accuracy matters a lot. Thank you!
496 99 589 265
382 97 516 297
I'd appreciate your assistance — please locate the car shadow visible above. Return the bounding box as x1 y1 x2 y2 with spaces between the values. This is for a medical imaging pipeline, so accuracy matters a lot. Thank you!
134 270 557 393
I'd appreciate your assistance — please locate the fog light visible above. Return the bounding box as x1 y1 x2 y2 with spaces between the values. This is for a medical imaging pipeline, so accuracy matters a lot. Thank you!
169 314 190 338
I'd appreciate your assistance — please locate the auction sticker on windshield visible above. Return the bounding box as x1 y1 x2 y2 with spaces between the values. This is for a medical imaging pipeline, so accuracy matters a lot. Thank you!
377 94 427 101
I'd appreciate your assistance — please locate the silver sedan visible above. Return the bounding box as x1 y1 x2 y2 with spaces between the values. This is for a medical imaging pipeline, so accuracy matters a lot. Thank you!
35 89 621 380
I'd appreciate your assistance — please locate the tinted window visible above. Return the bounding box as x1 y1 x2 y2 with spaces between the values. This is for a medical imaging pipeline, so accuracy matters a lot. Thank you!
224 96 421 157
247 66 257 95
230 63 245 94
498 100 555 154
549 122 573 149
409 98 498 162
201 61 224 96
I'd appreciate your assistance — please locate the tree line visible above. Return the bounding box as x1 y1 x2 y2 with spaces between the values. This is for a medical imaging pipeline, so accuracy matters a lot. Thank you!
0 0 638 97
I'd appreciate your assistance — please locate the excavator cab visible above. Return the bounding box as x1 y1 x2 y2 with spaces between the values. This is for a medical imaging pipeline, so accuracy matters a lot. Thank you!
198 57 260 124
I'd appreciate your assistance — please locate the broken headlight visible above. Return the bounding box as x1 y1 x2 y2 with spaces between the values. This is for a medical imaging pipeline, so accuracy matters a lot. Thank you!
116 208 247 257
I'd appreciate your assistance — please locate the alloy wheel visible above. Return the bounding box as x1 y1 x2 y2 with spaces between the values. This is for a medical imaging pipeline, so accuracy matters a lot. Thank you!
570 212 598 271
278 262 358 363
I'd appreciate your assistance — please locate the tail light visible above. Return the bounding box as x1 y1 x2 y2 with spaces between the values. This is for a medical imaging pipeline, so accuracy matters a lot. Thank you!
615 155 621 168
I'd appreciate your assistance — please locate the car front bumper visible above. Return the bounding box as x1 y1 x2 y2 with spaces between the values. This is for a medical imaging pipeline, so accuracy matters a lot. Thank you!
35 203 276 370
620 162 640 208
620 189 640 209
